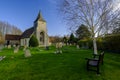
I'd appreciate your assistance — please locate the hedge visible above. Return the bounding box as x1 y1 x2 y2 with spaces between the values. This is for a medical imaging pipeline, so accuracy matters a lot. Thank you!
102 34 120 53
78 34 120 53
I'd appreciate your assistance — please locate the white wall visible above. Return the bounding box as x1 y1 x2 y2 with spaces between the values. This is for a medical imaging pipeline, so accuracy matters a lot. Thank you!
20 38 30 47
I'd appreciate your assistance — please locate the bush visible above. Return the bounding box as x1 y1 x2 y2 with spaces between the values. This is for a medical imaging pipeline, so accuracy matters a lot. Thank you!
95 34 120 53
103 34 120 53
96 38 104 50
78 34 120 53
29 35 39 47
78 39 92 49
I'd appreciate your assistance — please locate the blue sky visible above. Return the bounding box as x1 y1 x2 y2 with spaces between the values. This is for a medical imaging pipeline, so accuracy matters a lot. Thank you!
0 0 68 36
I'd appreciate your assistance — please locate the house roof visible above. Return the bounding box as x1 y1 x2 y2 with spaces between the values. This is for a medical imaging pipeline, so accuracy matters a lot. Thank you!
5 34 21 40
21 27 34 39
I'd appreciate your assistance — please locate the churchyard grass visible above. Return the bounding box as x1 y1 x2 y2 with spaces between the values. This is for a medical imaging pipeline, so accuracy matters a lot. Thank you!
0 46 120 80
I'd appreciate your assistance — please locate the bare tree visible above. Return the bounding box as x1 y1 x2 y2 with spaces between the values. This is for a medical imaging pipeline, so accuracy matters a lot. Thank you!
0 21 22 36
59 0 120 54
49 35 63 44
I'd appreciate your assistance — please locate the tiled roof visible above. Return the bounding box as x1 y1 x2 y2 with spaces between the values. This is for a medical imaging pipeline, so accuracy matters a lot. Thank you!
5 34 21 40
21 27 34 38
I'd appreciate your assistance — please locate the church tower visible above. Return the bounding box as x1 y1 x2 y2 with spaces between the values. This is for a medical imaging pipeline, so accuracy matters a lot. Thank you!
34 11 49 47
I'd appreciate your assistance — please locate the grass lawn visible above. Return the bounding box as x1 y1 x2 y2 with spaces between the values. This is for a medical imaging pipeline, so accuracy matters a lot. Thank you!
0 46 120 80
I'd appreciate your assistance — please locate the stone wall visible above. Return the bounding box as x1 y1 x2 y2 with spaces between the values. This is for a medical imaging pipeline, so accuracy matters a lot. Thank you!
34 20 49 47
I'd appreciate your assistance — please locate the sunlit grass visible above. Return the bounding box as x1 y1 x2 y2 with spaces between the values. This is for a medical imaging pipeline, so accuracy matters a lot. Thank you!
0 46 120 80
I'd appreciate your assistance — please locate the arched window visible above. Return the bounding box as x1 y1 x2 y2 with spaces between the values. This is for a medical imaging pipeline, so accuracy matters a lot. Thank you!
40 32 44 45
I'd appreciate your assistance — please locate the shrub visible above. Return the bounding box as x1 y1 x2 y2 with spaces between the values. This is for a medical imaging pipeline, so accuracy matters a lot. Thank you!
78 34 120 53
78 39 92 49
103 34 120 53
96 38 104 50
29 35 39 47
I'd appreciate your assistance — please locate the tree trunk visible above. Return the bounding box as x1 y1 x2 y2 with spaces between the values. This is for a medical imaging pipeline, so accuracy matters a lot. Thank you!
93 37 98 54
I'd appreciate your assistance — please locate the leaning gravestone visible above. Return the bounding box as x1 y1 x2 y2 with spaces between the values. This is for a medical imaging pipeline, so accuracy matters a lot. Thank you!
24 49 31 58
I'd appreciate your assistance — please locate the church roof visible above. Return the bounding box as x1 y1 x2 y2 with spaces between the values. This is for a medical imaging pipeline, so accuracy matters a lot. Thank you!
5 34 21 40
21 27 34 39
34 11 46 23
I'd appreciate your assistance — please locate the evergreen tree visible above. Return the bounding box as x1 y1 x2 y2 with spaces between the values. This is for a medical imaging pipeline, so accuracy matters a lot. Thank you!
69 33 75 44
63 36 68 45
76 24 91 40
112 27 120 34
29 35 39 47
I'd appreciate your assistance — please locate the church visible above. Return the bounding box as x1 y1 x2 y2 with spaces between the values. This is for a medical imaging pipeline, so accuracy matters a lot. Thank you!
5 12 49 47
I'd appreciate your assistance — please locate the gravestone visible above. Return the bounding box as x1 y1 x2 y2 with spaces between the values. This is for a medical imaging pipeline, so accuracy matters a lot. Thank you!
59 42 63 48
55 42 62 54
13 45 16 48
62 43 65 46
17 45 20 49
24 49 31 58
5 45 7 48
67 43 69 45
8 45 11 49
14 47 19 53
77 45 80 49
23 45 27 51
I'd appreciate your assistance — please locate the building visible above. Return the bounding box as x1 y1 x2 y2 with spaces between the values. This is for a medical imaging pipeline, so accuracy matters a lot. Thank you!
5 12 49 47
5 34 21 46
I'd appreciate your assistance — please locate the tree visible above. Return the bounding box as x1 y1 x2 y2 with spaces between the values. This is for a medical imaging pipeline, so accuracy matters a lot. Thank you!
0 20 22 44
76 24 91 40
29 35 39 47
111 17 120 34
59 0 120 54
63 36 68 45
112 27 120 34
0 21 22 36
0 33 4 44
69 33 75 44
49 35 62 44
